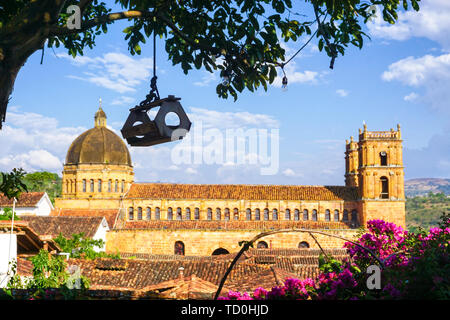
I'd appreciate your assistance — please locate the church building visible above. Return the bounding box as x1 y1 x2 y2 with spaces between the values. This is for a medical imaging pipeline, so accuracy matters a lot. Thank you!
52 106 405 256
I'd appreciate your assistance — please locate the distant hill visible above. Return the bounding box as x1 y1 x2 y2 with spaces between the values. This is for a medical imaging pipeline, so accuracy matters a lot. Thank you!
405 178 450 197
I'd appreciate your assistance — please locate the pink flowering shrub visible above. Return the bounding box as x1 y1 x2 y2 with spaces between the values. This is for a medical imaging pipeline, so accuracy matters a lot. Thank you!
220 213 450 300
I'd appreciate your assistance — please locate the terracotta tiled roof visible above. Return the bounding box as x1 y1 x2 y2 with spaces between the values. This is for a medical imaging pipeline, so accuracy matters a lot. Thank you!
0 192 45 207
16 257 33 277
50 208 118 229
126 183 359 201
118 252 243 262
247 248 349 257
20 216 105 238
122 220 353 230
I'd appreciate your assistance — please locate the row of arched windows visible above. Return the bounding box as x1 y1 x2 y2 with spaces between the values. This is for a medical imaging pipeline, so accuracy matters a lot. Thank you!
128 206 358 222
78 179 125 193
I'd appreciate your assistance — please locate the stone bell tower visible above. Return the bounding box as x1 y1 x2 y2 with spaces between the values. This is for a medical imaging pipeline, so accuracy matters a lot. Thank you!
354 124 406 228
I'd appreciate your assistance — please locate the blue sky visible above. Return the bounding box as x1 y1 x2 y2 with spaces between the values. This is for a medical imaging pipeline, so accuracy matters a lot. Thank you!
1 0 449 185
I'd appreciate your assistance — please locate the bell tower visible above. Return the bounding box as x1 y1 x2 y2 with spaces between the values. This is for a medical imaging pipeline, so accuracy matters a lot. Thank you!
356 124 405 228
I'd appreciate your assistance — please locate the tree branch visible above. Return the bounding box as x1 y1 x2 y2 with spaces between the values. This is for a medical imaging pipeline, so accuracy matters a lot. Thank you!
48 10 156 36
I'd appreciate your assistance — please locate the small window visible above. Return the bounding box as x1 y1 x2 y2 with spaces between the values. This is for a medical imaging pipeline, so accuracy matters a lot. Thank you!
207 208 212 220
351 210 358 223
302 209 308 221
115 180 118 192
121 180 125 193
185 208 191 220
380 176 389 199
255 209 260 221
128 207 134 220
108 180 112 192
155 207 160 220
272 209 278 220
285 209 291 220
224 208 230 221
334 209 339 222
263 208 269 221
298 241 310 248
194 208 200 220
98 179 102 192
343 209 349 221
82 179 86 192
233 208 239 220
246 208 252 220
176 207 182 220
174 241 185 256
380 151 388 166
167 207 173 220
146 207 151 220
257 241 268 249
137 207 142 220
325 209 331 221
216 208 221 220
90 179 94 192
312 209 318 221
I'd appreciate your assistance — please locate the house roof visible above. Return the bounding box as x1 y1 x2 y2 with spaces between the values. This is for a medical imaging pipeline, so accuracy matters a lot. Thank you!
122 220 353 230
16 257 33 277
126 183 359 201
0 192 45 208
20 216 105 238
50 208 118 229
0 221 60 254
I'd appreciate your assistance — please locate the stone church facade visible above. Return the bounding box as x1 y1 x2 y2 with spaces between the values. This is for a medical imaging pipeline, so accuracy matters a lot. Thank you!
53 107 405 256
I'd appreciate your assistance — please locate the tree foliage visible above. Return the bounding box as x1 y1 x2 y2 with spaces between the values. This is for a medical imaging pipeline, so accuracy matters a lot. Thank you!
0 0 421 127
0 168 28 199
22 171 62 204
54 232 120 259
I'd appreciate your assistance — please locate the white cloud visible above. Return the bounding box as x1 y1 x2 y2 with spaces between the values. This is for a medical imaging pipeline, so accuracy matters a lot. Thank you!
111 96 135 106
368 0 450 50
404 92 419 102
382 53 450 113
193 72 217 87
336 89 349 97
59 52 153 93
282 168 296 177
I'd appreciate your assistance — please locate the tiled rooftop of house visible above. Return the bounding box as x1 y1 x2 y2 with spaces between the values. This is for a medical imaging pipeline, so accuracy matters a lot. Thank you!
20 216 105 238
0 192 45 207
126 183 359 201
50 208 118 228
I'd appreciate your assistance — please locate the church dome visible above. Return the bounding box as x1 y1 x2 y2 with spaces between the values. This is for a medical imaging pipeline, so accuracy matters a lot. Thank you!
65 106 132 166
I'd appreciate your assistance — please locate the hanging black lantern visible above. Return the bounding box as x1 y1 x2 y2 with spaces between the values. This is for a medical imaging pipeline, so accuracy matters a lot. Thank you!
120 31 192 147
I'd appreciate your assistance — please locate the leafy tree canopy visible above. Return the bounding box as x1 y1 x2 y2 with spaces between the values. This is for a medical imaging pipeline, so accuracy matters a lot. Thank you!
0 0 420 128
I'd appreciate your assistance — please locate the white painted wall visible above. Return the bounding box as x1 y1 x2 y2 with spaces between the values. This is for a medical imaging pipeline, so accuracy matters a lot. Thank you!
92 218 110 252
0 233 17 288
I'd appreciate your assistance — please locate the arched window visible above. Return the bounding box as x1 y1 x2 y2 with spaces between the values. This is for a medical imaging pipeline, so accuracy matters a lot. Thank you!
212 248 229 256
207 208 212 220
263 208 269 221
343 209 349 221
303 209 308 221
146 207 151 220
298 241 310 248
174 241 185 256
185 208 191 220
137 207 142 220
312 209 318 221
98 179 102 192
246 208 252 220
115 180 118 192
380 176 389 199
82 179 86 192
325 209 331 221
380 151 388 166
255 209 261 221
334 209 339 222
272 209 278 220
285 209 291 220
167 207 173 220
128 207 134 220
108 180 112 192
351 210 358 223
224 208 230 221
293 209 299 221
90 179 94 192
155 207 160 220
194 208 200 220
121 180 125 193
257 241 268 249
216 208 221 220
233 208 239 220
176 207 182 220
